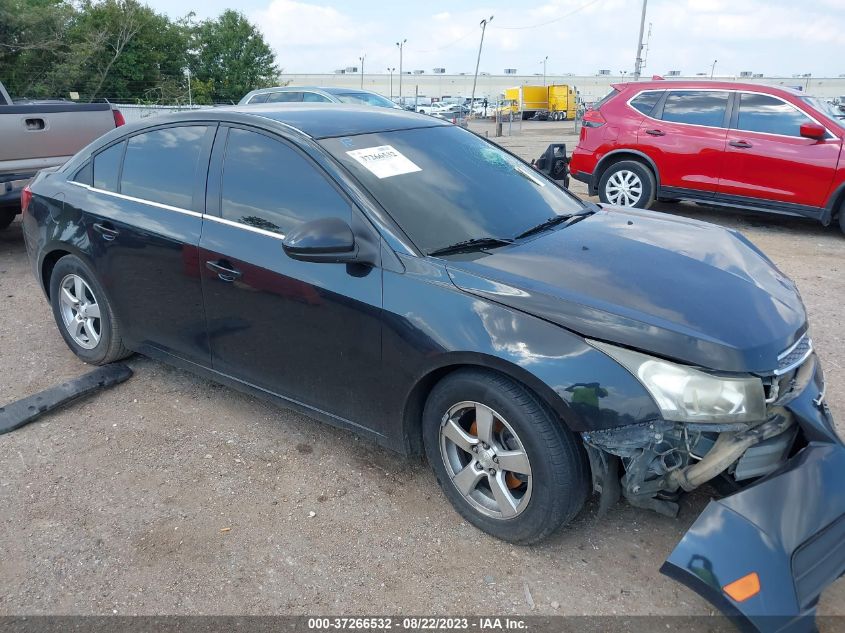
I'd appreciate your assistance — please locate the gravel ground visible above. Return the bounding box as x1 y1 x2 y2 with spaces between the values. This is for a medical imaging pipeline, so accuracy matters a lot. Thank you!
1 121 844 620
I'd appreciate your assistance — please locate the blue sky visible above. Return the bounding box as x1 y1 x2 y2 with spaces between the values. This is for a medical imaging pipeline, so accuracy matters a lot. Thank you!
145 0 845 77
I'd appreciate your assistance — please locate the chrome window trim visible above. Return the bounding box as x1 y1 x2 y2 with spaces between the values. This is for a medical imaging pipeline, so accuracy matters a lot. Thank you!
733 91 840 141
204 214 286 240
68 181 202 218
70 181 288 240
627 87 840 140
630 87 731 131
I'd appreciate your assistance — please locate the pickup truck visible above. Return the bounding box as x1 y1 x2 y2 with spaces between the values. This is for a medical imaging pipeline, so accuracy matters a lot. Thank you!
0 80 124 230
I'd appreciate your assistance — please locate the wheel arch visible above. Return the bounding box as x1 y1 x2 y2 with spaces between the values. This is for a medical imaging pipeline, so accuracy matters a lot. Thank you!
39 244 90 299
823 179 845 226
400 353 576 456
592 149 660 196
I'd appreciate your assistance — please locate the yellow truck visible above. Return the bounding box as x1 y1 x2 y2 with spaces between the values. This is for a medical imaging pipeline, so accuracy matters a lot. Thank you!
499 84 577 120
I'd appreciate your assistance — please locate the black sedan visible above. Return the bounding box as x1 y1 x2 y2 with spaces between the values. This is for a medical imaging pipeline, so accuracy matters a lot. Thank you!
21 104 844 632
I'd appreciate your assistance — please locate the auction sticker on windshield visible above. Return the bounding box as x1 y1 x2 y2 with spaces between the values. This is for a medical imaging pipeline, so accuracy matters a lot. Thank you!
346 145 421 179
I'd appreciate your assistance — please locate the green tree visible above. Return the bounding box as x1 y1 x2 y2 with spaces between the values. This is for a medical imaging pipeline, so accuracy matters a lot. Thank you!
0 0 75 98
189 10 278 104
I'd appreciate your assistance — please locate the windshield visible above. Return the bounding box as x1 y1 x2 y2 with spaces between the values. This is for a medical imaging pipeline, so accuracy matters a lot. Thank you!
335 92 397 108
321 126 586 255
802 96 844 120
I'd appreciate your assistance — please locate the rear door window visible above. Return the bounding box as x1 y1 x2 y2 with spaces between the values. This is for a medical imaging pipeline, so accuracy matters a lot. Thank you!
93 142 124 192
660 90 729 127
219 128 350 236
629 91 663 115
120 126 209 209
736 93 815 137
266 91 302 103
302 92 332 102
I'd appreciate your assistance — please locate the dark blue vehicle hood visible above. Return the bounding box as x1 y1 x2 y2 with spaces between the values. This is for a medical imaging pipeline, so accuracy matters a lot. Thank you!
446 207 807 374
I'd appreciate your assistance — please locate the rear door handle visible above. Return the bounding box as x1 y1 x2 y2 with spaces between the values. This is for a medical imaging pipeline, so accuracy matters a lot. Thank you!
206 260 243 282
92 222 119 241
729 140 753 149
645 129 665 136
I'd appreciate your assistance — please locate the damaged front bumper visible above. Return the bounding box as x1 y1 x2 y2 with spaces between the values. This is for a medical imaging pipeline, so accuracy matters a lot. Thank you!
662 356 845 633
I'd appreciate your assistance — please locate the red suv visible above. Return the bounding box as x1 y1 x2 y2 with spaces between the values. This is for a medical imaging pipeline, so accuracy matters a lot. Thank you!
569 81 845 233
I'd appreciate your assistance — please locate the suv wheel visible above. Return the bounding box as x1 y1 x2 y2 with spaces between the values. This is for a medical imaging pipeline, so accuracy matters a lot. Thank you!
598 160 655 209
49 255 132 365
423 369 589 544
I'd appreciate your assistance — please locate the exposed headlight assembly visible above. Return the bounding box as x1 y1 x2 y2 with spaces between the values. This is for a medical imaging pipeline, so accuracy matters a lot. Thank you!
590 340 766 424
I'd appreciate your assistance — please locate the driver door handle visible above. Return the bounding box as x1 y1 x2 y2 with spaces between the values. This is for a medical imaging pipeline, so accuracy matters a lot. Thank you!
92 222 119 241
206 260 243 282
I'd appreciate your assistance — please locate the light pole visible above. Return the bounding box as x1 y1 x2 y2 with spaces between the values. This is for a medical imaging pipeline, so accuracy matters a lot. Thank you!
470 15 493 119
710 59 718 79
396 39 406 101
620 70 628 83
359 55 365 88
542 55 548 86
633 0 648 80
387 67 395 100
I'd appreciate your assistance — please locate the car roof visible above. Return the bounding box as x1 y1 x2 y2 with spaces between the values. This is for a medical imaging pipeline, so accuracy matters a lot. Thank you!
248 86 383 96
612 80 810 98
121 103 449 140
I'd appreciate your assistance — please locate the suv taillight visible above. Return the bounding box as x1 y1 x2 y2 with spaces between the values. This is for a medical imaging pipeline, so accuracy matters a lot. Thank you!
21 185 32 214
113 109 125 127
582 109 606 128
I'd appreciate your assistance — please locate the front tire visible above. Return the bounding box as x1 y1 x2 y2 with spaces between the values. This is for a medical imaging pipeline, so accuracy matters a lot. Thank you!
423 369 589 544
49 255 131 365
598 160 655 209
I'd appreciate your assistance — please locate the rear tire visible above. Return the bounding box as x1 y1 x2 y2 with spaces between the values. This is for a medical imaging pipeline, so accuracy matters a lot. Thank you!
598 160 656 209
49 255 132 365
423 369 589 544
838 204 845 236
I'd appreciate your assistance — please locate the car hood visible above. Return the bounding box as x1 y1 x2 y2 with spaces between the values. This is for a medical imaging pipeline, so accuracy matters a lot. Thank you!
445 207 806 374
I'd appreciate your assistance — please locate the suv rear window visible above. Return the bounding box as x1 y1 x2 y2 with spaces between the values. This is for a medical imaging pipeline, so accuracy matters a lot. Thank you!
629 91 663 115
660 90 729 127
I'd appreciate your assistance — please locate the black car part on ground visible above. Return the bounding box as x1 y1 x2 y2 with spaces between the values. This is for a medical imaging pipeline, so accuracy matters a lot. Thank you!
0 364 132 435
531 143 569 188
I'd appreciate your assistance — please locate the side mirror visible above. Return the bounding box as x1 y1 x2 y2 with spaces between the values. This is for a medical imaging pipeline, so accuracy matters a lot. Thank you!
800 122 826 140
282 217 358 263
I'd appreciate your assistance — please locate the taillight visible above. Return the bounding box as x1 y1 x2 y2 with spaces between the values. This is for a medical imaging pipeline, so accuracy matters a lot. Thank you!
582 109 606 128
112 108 125 127
21 185 32 214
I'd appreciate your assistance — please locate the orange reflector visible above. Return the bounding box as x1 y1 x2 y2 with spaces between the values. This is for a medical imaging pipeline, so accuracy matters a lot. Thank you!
723 572 761 602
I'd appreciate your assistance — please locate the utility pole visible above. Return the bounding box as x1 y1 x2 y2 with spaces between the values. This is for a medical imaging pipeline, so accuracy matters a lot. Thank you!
185 67 192 107
470 15 493 119
396 39 406 101
359 55 365 88
387 67 395 100
710 59 718 79
633 0 648 81
542 55 548 86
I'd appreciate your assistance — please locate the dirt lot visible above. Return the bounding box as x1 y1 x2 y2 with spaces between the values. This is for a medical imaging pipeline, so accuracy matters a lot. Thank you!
1 121 844 620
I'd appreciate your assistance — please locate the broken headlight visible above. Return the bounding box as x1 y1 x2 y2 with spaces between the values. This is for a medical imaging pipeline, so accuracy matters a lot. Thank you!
590 341 766 424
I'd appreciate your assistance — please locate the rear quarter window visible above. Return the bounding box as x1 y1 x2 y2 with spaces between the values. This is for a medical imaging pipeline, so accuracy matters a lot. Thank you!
93 142 125 192
629 91 663 115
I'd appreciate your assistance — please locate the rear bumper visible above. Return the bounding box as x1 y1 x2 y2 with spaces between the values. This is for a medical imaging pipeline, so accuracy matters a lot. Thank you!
662 358 844 633
570 170 593 186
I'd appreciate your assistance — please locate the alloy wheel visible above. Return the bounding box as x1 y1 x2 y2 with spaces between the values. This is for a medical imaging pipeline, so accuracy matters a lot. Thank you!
58 274 102 349
605 169 643 206
439 401 532 519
